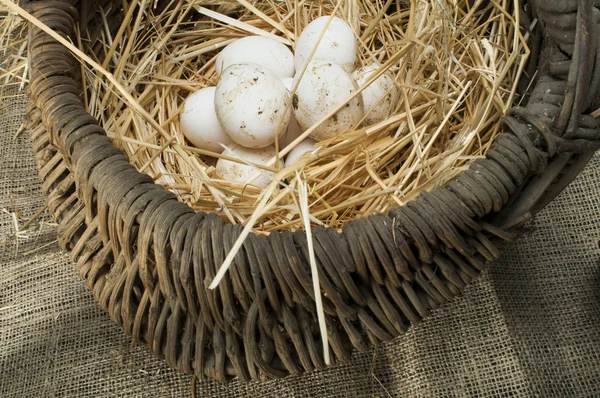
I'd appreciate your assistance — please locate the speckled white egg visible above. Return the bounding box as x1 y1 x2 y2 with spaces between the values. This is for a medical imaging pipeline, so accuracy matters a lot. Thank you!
284 139 317 167
216 144 276 189
295 16 358 73
292 60 364 141
180 87 233 153
280 77 304 147
353 65 400 125
215 36 294 78
215 63 292 148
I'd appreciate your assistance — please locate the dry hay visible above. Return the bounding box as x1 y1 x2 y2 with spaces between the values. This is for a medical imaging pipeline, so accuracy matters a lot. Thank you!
9 0 531 234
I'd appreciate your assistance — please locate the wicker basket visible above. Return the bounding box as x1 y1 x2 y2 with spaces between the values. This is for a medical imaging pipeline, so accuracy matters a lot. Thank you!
23 0 600 382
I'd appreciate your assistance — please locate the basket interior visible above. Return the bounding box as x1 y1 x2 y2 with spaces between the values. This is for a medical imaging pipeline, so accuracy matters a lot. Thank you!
81 0 529 232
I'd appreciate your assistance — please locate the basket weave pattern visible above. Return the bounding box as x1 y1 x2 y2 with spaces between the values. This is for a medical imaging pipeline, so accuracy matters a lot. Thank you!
25 0 600 382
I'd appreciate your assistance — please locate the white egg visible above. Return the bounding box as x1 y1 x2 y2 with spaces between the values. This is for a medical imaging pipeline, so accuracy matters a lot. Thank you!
295 16 358 73
292 60 364 141
180 87 233 153
353 65 400 125
215 36 294 78
280 77 304 147
284 139 317 167
281 77 295 90
216 144 276 189
215 63 292 148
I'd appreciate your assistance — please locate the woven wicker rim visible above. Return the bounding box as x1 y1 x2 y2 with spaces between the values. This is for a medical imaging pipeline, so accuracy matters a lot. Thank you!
24 0 600 382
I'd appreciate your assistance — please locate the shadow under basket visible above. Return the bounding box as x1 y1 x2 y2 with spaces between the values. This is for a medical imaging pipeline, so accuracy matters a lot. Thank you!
24 0 600 382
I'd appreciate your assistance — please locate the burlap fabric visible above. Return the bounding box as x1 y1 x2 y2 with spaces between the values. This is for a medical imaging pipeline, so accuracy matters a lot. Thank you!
2 38 600 398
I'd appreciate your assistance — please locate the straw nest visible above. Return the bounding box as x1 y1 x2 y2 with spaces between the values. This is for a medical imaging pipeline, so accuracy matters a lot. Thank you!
63 1 528 232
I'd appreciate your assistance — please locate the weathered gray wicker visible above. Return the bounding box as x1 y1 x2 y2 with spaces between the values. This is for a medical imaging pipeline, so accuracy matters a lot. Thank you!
24 0 600 382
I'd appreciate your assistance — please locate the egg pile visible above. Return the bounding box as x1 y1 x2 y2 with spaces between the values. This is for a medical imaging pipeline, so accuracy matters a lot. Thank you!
180 16 400 189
